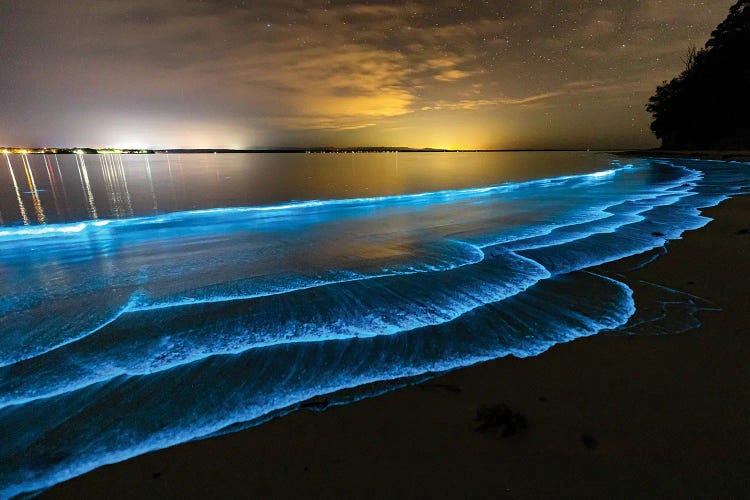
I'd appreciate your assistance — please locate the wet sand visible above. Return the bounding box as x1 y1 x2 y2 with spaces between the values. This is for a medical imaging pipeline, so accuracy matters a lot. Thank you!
44 194 750 499
617 149 750 162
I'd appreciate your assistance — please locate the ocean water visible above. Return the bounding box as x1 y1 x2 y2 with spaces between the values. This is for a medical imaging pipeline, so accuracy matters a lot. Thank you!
0 151 748 497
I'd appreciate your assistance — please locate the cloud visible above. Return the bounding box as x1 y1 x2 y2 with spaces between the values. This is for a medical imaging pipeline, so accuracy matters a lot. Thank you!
434 70 473 82
420 90 566 111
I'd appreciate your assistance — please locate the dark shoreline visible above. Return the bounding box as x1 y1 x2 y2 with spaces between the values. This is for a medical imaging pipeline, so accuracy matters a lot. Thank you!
41 188 750 499
616 149 750 162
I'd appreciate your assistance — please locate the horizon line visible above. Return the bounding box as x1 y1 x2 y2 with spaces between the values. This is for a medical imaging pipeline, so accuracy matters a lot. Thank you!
2 146 640 155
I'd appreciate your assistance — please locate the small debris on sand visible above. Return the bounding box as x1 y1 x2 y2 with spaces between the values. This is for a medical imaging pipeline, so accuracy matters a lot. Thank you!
474 403 527 436
581 434 598 449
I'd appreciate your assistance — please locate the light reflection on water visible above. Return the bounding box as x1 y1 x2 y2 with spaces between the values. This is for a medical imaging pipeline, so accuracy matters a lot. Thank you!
0 151 617 227
4 153 28 225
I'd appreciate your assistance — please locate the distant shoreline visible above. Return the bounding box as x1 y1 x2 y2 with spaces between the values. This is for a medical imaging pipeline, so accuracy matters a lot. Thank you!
4 147 749 160
3 147 617 155
151 148 608 154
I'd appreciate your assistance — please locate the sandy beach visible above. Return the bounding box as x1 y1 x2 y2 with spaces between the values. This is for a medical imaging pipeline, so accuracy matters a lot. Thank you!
618 149 750 162
43 190 750 499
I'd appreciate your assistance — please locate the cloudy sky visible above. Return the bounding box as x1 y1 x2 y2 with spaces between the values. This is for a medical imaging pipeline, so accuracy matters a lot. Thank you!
0 0 734 149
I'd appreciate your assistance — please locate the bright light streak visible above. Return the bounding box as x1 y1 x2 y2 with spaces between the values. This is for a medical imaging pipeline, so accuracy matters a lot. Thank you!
74 153 98 219
5 154 29 225
21 154 46 224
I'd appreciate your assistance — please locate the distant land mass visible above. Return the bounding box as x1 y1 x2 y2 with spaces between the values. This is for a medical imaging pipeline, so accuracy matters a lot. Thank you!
2 147 612 155
150 147 607 154
1 147 154 155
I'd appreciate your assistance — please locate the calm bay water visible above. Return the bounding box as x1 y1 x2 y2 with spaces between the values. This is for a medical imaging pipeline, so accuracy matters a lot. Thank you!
1 151 618 226
1 152 749 497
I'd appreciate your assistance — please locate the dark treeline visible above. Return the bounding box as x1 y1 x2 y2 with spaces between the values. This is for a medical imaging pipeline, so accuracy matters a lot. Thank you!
647 0 749 149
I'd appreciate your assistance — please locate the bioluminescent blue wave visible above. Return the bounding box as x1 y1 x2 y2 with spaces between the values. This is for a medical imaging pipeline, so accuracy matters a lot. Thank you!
0 154 748 498
0 160 680 366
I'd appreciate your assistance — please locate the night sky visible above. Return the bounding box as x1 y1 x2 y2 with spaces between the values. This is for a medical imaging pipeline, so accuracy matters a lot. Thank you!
0 1 734 149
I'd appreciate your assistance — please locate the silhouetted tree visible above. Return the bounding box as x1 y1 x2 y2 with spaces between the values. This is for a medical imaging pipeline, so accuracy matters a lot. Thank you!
647 0 750 149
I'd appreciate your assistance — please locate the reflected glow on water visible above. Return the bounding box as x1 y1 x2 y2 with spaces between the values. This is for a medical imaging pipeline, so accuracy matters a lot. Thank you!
74 153 97 220
4 153 28 225
0 151 633 227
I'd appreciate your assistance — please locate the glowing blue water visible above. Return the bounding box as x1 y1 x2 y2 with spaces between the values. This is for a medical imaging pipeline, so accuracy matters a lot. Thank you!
0 155 748 498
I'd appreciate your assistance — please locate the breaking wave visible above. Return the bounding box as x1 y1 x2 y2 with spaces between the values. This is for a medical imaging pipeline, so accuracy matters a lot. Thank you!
1 156 748 498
